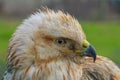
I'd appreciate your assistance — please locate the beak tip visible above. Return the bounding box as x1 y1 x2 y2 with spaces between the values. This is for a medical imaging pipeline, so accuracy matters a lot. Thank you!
93 55 96 62
84 45 97 62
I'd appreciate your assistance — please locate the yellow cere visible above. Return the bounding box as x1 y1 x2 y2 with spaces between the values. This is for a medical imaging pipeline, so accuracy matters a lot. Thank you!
83 40 90 48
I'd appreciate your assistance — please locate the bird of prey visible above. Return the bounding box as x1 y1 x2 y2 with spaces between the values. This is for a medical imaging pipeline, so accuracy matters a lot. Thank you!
2 8 120 80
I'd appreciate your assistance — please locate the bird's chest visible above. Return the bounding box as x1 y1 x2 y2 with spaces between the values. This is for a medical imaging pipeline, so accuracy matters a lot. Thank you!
33 61 83 80
5 61 83 80
14 61 82 80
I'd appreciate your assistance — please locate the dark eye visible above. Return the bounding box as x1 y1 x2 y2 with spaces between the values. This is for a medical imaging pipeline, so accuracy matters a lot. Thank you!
56 37 66 44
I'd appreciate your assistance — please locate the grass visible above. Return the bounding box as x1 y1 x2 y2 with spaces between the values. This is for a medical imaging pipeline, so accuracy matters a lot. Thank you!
0 19 120 79
0 18 20 79
81 21 120 65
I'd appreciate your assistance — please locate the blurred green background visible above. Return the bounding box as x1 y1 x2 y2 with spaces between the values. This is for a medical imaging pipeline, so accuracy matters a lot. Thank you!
0 0 120 79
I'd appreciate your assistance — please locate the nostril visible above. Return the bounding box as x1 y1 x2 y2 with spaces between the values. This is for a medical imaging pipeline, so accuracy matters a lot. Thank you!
83 45 88 48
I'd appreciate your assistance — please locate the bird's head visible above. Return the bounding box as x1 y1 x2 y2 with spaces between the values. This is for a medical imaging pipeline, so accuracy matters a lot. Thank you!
11 8 96 65
33 8 96 63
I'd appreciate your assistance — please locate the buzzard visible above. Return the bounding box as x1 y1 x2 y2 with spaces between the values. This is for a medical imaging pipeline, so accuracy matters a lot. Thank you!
2 8 120 80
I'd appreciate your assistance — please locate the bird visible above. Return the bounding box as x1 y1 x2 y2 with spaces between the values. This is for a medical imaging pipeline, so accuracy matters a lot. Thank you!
2 7 120 80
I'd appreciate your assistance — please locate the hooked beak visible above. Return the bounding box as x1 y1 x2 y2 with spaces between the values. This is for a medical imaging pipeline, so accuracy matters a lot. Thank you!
82 40 96 62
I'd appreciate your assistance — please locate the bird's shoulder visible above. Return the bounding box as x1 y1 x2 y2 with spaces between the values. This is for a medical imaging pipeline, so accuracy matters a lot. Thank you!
81 56 120 80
